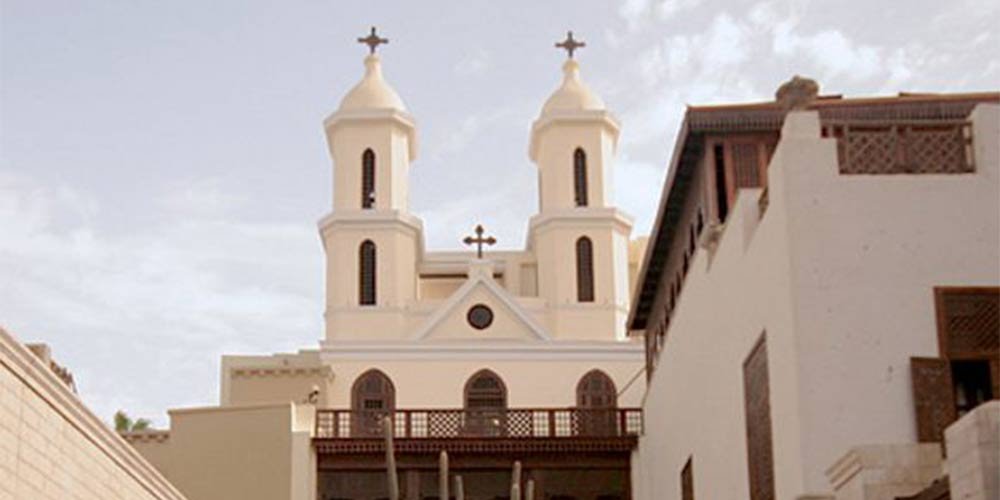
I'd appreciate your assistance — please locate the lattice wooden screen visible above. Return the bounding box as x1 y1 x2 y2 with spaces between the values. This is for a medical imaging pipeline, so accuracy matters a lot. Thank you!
681 457 694 500
937 288 1000 358
822 121 973 174
743 334 775 500
910 357 956 443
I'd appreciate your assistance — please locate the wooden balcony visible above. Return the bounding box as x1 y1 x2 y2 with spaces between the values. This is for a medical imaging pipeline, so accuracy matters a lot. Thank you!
314 407 642 443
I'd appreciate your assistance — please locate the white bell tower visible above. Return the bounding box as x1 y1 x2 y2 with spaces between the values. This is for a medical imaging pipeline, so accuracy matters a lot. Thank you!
528 32 633 340
319 28 422 341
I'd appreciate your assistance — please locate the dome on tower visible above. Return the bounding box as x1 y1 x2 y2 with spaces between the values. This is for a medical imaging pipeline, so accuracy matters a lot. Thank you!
338 55 407 112
540 59 605 115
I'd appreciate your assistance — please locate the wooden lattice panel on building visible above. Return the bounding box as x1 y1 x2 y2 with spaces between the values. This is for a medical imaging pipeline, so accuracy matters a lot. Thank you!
743 334 775 500
822 121 974 174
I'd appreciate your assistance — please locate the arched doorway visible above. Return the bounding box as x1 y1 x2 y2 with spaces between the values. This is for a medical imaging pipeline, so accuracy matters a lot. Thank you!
576 370 617 436
463 369 507 436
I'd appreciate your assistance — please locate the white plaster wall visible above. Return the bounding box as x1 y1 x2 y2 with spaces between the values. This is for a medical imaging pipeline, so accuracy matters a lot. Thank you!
785 105 1000 491
633 104 1000 499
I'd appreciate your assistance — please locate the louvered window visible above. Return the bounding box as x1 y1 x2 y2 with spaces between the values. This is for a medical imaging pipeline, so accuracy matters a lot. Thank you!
743 333 775 500
361 148 375 209
574 148 588 207
359 240 376 305
576 237 595 302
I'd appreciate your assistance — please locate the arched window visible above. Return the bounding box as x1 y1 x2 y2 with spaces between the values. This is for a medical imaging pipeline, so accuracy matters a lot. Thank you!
573 147 588 207
577 370 617 436
576 370 617 408
351 369 395 437
464 369 507 436
576 237 595 302
361 148 375 209
359 240 376 305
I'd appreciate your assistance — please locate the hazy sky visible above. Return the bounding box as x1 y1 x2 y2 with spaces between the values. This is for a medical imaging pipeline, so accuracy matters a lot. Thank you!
2 0 997 426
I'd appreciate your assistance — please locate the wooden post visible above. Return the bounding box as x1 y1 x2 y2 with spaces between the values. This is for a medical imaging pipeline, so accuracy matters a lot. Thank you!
511 460 522 500
454 475 465 500
439 450 449 500
384 418 399 500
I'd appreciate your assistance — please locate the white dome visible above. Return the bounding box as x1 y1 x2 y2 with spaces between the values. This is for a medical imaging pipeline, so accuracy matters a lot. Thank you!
541 59 605 115
338 55 407 112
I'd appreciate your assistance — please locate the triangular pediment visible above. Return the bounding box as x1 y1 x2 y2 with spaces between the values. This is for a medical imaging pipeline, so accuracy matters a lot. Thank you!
413 274 550 342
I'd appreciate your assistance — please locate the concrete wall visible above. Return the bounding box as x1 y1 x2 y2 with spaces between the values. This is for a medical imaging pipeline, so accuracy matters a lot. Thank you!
0 327 186 500
633 104 1000 499
129 403 316 500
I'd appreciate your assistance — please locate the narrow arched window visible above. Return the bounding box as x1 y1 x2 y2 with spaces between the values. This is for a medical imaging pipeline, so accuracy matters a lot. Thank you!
361 148 375 209
576 236 595 302
351 369 394 437
574 148 588 207
359 240 376 305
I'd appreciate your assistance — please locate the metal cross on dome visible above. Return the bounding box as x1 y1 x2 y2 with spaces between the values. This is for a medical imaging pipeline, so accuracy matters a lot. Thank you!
357 26 388 55
555 31 585 59
463 224 497 259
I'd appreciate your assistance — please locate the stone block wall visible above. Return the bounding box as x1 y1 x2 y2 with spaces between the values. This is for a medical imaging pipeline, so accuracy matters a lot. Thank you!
0 327 185 500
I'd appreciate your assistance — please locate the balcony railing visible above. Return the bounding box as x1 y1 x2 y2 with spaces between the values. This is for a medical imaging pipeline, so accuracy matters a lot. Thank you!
821 120 974 175
314 408 643 440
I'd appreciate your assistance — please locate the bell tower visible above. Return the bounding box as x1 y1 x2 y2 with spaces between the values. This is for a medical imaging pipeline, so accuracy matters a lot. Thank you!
320 28 422 341
528 32 633 340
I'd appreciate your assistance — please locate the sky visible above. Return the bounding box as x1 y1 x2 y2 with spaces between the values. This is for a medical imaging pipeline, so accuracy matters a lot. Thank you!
1 0 997 426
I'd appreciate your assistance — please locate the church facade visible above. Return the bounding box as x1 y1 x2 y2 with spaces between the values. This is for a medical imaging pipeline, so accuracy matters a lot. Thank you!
125 32 647 500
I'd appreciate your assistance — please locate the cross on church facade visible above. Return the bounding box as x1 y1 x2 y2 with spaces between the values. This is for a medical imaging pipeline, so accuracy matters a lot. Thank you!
555 31 585 59
463 225 497 259
357 26 388 54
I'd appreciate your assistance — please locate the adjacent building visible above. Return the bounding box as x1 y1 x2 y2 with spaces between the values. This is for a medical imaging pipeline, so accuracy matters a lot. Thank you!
0 327 187 500
626 80 999 499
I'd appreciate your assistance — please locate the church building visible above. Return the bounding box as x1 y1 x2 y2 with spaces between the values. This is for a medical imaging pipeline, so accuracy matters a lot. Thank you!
123 30 648 500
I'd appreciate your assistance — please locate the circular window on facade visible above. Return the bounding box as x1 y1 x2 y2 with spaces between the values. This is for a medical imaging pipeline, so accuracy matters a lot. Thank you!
467 304 494 330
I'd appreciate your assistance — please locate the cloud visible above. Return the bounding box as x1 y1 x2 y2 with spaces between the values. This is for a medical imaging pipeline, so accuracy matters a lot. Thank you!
0 169 321 426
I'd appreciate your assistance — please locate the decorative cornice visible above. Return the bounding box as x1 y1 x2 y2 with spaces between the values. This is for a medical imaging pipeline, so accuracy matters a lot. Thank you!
0 327 187 500
121 430 171 444
323 108 418 160
319 339 644 361
526 208 634 249
529 110 621 162
230 366 333 379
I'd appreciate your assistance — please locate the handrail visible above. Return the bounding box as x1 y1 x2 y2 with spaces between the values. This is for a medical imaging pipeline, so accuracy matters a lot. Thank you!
314 407 643 440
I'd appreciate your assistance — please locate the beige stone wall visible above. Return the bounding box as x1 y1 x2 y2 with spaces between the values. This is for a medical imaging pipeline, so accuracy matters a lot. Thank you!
0 327 185 500
826 444 943 500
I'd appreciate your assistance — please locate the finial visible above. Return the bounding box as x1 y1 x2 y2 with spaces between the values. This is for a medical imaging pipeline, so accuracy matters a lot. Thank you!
555 31 586 59
357 26 389 55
